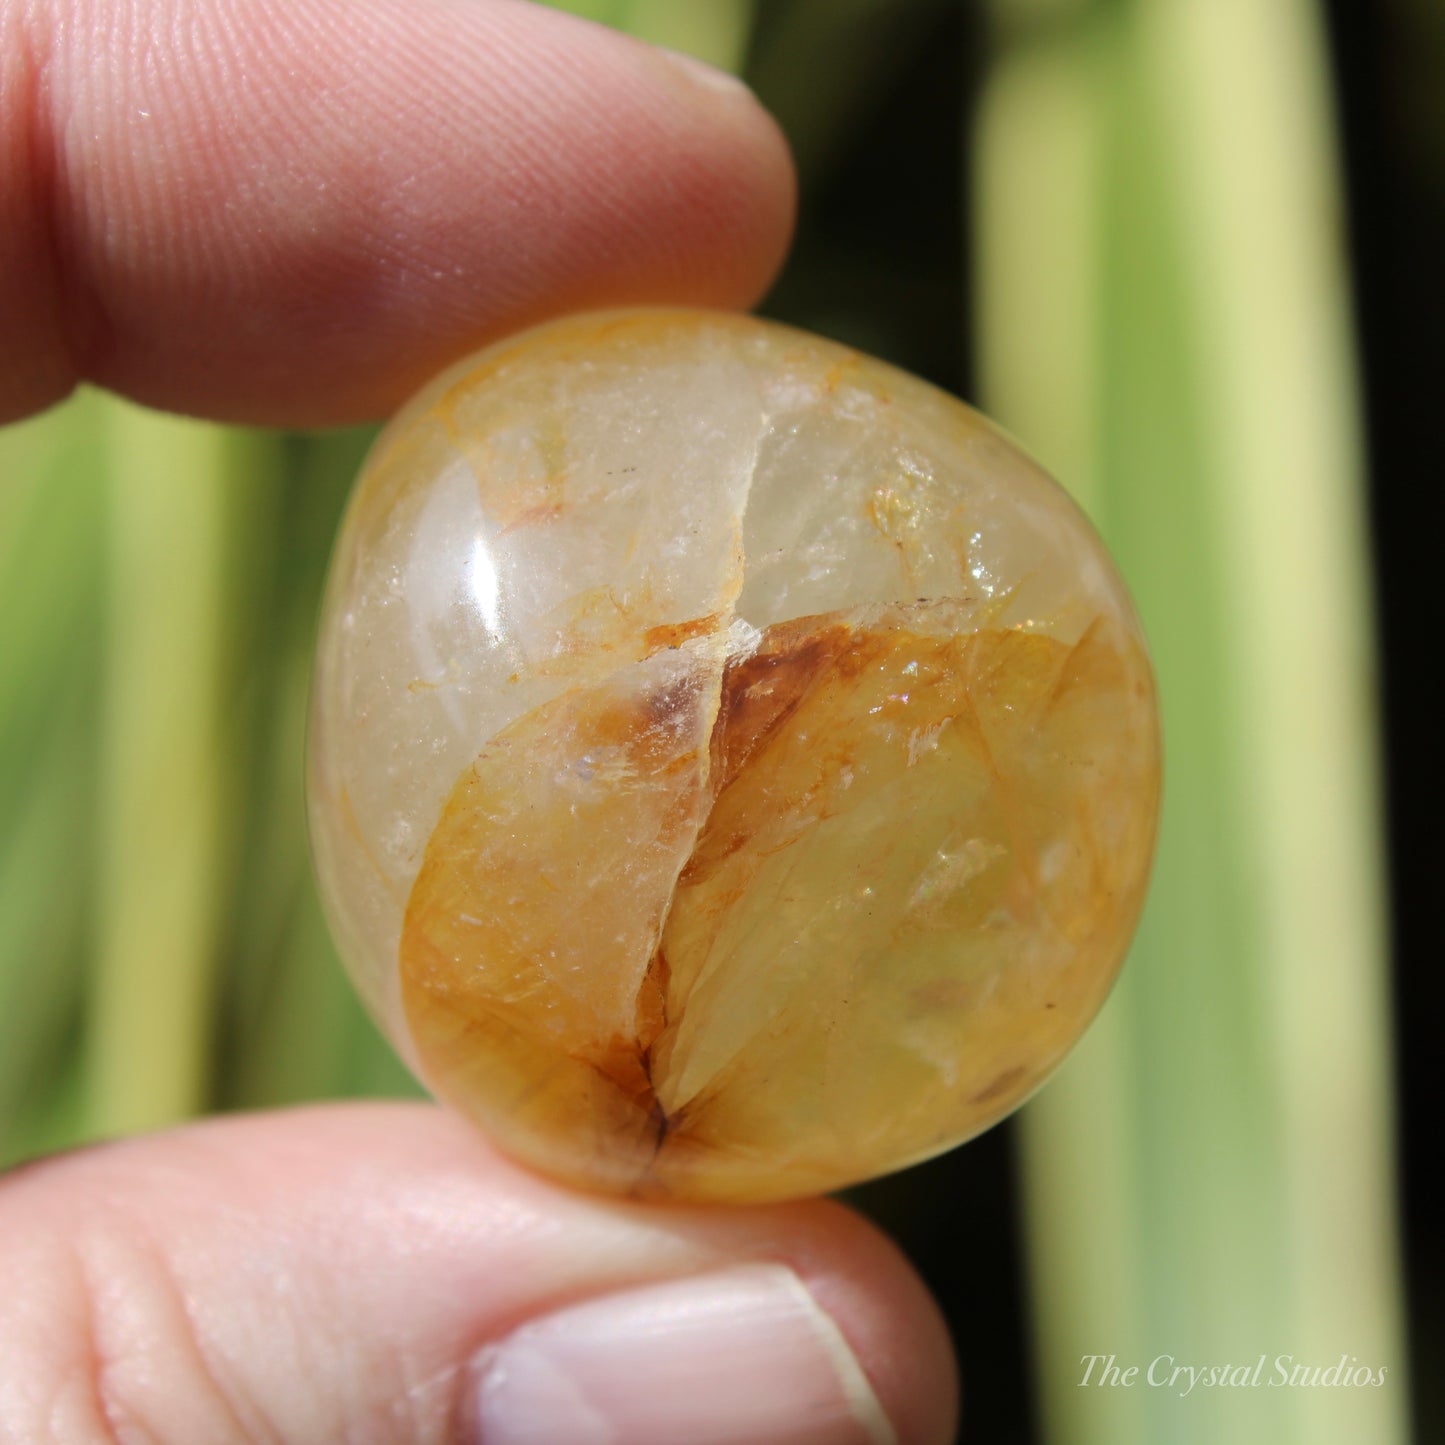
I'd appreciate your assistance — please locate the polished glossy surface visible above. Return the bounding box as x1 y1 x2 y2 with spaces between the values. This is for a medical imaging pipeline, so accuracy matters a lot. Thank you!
308 310 1160 1202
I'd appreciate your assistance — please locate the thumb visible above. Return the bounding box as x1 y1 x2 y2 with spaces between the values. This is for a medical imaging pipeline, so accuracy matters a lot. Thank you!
0 1103 957 1444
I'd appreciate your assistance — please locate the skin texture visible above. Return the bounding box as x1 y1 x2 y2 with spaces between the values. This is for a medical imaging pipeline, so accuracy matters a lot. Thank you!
1 0 794 423
0 1107 956 1444
0 1 959 1441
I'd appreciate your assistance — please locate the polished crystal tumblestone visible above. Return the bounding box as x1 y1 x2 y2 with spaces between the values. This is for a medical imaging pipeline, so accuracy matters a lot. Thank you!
308 309 1160 1203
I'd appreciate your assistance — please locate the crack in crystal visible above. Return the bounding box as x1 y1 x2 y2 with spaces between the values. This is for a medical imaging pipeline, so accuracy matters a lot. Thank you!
620 401 770 1154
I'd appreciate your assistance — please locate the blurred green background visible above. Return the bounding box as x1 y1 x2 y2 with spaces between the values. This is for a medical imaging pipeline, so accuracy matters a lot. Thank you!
2 1 1439 1442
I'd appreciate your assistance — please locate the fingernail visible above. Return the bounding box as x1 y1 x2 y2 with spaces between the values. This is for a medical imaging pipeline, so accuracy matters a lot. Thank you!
655 45 756 100
472 1263 898 1445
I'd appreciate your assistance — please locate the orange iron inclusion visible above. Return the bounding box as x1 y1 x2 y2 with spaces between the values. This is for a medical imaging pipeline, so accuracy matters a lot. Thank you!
308 309 1160 1203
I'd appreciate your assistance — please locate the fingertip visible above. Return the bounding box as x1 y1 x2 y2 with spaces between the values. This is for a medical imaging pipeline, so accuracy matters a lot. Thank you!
2 0 797 426
793 1201 961 1445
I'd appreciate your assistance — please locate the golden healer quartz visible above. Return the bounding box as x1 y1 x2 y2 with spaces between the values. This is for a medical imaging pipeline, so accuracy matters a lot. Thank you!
307 309 1161 1204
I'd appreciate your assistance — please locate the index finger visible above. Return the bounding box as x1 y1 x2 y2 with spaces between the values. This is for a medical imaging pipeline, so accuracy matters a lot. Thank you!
0 0 795 425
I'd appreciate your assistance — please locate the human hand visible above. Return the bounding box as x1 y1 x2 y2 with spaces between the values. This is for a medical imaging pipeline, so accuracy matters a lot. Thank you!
0 2 959 1440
